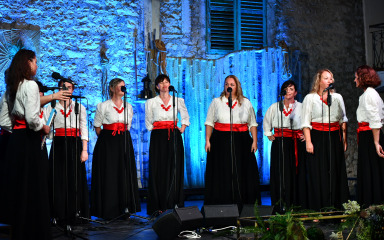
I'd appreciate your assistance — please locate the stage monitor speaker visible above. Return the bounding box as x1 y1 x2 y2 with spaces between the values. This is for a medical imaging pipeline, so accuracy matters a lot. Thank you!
175 206 203 231
152 210 181 240
240 204 274 218
201 204 239 228
152 206 203 240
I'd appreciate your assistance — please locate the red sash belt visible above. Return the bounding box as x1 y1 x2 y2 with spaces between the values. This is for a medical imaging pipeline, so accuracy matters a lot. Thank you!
153 121 176 140
311 122 340 131
357 122 371 144
103 123 127 136
55 128 80 137
274 128 303 173
0 128 11 135
214 122 248 132
14 118 27 129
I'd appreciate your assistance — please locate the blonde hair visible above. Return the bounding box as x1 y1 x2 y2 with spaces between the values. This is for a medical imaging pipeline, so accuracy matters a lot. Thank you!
310 69 335 94
220 75 245 105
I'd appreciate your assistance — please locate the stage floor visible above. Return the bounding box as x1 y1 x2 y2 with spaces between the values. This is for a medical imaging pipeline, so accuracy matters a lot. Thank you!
0 192 354 239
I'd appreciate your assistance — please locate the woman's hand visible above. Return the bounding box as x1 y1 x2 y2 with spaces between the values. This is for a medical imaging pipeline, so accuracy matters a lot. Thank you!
251 141 257 153
80 150 88 162
205 140 211 152
53 90 71 101
375 143 384 158
299 133 305 142
42 125 50 135
267 135 275 141
343 139 348 152
178 125 187 133
306 141 314 154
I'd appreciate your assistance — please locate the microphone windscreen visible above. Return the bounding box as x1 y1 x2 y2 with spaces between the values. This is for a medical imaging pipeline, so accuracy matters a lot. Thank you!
51 72 62 80
168 86 175 91
121 86 127 93
227 87 232 93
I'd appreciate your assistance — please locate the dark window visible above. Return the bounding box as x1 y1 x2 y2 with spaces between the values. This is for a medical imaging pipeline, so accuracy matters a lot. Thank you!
207 0 265 54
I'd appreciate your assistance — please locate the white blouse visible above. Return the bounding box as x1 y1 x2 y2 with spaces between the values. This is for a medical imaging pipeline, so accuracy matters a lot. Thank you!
12 80 44 131
205 97 258 129
301 92 348 129
357 87 384 129
263 100 302 136
0 93 12 132
44 100 88 141
145 95 190 131
94 99 133 130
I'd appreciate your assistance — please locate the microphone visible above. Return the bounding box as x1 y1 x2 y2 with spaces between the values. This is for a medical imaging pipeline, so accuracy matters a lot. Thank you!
121 86 127 93
279 100 284 111
168 85 177 92
51 72 77 85
70 95 86 99
41 86 64 92
278 89 287 97
323 83 334 92
227 87 232 108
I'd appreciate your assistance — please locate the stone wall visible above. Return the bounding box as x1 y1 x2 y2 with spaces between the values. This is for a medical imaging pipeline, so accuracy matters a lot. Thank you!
272 0 365 193
0 0 147 183
0 0 367 191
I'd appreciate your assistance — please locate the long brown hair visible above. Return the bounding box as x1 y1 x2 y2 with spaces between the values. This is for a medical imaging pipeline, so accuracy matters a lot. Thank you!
220 75 245 105
310 69 335 94
5 49 36 105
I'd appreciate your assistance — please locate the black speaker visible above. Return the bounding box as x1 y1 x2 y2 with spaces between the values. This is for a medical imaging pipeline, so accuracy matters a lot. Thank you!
240 204 274 218
175 206 203 231
152 206 203 240
152 210 181 240
201 204 239 228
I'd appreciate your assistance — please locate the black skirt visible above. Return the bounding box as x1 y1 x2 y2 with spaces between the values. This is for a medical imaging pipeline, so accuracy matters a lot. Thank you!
357 130 384 208
0 131 11 223
305 129 349 210
270 137 307 209
3 129 51 239
91 129 141 219
147 129 184 215
204 129 261 206
48 136 89 224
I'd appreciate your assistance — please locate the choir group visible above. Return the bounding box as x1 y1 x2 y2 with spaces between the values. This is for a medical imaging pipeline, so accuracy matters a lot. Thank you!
0 49 384 239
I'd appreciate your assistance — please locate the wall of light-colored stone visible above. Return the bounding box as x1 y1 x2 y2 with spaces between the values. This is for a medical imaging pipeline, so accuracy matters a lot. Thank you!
0 0 148 183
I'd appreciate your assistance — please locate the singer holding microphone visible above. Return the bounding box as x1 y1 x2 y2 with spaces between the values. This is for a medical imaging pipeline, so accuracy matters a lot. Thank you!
204 75 261 206
354 65 384 207
91 78 141 219
301 69 349 211
263 80 306 210
145 74 190 215
1 49 51 239
44 77 89 224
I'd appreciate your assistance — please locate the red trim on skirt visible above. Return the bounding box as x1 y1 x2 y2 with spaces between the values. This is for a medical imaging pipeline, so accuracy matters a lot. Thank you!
55 128 80 137
357 122 371 144
14 118 27 129
103 123 127 136
214 122 248 132
153 121 176 140
311 122 340 131
274 128 303 173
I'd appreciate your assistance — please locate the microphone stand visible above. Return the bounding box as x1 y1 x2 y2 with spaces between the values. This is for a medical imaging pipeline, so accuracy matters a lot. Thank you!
228 93 234 203
277 95 286 213
165 88 178 209
326 90 332 207
172 89 177 208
